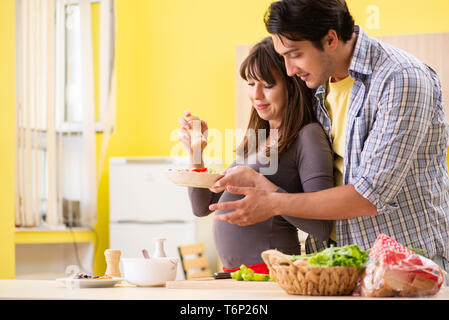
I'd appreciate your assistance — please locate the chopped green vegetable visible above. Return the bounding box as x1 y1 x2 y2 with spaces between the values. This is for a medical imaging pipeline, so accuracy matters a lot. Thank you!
230 269 243 281
242 268 254 281
253 273 270 281
230 264 271 281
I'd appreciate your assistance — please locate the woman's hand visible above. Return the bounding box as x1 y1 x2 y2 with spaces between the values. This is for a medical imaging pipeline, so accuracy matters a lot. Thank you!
178 110 208 167
209 166 278 193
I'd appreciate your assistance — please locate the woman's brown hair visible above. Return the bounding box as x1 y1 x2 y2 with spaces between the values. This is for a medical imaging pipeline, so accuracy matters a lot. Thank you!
238 36 315 158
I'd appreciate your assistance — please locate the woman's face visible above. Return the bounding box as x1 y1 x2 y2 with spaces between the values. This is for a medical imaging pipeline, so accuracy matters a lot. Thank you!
247 69 286 128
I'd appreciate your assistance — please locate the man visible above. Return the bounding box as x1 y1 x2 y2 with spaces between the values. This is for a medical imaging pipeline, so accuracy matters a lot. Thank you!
210 0 449 271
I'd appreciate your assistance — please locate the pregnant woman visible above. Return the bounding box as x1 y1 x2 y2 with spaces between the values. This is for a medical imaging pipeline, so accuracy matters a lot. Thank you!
178 37 334 274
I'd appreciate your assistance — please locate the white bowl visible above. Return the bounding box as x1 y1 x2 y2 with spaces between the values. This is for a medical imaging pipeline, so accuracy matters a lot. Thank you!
122 257 179 287
165 170 224 188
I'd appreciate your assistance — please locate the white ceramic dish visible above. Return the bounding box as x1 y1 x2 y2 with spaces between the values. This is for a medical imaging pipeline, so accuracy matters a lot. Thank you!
122 257 179 287
56 277 123 288
165 170 224 188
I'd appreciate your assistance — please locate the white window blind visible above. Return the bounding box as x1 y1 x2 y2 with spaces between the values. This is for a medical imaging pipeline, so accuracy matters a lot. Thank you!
15 0 116 229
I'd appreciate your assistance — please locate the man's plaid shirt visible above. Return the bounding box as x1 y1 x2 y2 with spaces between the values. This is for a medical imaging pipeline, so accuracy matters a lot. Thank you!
312 26 449 260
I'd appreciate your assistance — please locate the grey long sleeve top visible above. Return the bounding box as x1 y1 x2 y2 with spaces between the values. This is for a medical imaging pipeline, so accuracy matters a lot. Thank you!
188 122 335 269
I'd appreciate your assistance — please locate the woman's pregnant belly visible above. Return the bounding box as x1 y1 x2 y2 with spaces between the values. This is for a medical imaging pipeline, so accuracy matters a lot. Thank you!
213 190 299 269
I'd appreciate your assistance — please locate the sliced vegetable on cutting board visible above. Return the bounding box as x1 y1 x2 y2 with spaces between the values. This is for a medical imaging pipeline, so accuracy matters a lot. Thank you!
230 264 273 282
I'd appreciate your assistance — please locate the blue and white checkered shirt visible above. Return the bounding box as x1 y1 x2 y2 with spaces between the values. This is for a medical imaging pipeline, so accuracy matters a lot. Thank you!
314 26 449 260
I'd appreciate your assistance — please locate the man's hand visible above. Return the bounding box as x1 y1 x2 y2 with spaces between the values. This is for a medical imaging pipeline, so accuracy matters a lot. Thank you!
210 185 277 226
209 166 278 193
210 184 377 226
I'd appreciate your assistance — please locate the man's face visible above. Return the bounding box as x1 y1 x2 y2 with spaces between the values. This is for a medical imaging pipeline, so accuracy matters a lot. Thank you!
272 35 334 89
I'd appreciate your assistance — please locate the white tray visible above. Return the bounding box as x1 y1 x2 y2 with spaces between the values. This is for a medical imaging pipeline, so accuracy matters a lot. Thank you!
56 277 123 288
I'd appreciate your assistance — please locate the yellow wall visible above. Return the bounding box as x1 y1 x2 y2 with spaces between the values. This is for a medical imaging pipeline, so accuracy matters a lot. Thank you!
113 0 273 157
348 0 449 36
2 0 449 278
0 0 16 279
110 0 449 158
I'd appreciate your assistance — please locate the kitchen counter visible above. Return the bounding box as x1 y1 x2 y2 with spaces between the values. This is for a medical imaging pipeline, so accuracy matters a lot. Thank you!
0 279 448 300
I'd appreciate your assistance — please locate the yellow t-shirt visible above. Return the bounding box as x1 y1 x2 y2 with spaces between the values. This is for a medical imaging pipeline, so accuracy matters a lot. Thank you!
324 75 355 242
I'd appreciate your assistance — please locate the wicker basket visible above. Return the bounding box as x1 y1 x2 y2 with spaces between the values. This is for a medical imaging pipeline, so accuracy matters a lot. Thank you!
261 249 360 296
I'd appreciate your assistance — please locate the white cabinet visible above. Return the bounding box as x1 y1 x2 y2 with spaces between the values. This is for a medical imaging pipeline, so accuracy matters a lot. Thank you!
109 157 192 223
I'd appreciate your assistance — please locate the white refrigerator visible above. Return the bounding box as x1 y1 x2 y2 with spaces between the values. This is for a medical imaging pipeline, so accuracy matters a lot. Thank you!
109 156 201 280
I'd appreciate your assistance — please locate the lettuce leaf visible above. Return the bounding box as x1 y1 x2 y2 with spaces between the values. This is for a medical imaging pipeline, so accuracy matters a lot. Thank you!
290 244 369 273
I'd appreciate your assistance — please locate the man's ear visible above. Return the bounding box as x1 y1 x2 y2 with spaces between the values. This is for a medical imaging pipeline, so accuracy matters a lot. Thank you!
322 29 339 51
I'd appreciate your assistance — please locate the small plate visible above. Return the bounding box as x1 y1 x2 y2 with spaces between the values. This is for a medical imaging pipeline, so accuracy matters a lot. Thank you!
165 171 224 188
56 277 123 288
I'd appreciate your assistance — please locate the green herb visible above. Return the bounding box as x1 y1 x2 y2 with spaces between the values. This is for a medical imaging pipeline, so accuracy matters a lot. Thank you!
291 244 369 273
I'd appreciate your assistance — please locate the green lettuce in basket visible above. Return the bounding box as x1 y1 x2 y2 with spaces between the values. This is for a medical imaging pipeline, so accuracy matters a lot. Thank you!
290 244 369 273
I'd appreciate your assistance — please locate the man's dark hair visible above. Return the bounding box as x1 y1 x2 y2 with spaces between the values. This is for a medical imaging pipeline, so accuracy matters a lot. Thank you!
264 0 355 50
